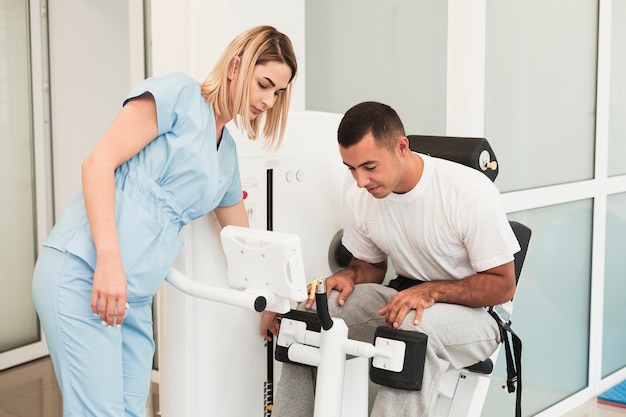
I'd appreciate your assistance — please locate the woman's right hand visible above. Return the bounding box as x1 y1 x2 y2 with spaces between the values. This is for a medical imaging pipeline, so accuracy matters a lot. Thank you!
91 253 128 327
260 310 280 341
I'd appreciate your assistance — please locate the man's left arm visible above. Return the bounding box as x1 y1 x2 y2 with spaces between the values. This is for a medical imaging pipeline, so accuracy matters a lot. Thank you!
379 260 516 329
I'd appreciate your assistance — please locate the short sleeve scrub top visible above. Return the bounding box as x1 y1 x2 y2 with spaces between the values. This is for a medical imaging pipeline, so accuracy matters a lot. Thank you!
38 72 242 302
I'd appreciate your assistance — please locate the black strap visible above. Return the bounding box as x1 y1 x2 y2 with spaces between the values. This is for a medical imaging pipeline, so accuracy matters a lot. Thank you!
489 309 522 417
387 275 426 291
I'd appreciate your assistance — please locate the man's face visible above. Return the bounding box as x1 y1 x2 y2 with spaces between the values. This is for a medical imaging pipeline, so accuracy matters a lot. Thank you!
339 133 405 199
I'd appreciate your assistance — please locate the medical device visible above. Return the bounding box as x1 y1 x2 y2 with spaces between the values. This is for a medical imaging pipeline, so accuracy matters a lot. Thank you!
292 219 530 417
165 225 308 314
158 112 530 417
275 278 427 417
221 225 309 313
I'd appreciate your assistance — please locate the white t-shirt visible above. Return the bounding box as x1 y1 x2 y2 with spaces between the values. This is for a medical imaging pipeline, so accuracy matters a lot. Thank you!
342 153 520 283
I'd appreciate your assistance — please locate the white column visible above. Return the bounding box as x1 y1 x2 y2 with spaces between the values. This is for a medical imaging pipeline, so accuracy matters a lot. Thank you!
446 0 486 137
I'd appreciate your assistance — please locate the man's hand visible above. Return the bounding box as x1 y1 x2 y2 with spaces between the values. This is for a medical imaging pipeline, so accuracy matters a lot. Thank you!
378 284 435 329
304 273 356 309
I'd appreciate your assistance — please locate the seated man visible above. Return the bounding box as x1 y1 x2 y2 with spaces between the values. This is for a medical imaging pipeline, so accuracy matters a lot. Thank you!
262 101 521 417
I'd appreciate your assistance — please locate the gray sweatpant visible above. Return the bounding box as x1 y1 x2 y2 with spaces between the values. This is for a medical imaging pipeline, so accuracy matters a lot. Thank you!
272 283 500 417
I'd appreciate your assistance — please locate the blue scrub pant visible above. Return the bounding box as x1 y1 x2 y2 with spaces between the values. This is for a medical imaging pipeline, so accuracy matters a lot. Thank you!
32 246 155 416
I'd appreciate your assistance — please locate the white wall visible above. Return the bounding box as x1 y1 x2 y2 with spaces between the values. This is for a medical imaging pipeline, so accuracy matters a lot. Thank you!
148 0 305 110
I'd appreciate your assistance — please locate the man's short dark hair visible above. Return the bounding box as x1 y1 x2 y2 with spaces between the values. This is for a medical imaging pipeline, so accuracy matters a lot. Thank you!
337 101 406 150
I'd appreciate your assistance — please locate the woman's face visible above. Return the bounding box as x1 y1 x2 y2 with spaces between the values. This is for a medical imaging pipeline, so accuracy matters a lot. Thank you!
247 61 292 119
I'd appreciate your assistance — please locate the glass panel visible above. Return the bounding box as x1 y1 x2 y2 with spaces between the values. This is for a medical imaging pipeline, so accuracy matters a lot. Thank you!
305 0 448 136
0 0 40 352
485 0 598 192
482 201 592 416
602 193 626 376
608 0 626 176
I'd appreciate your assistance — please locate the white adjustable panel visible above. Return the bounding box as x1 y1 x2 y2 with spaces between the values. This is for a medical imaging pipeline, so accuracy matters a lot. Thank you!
221 225 308 313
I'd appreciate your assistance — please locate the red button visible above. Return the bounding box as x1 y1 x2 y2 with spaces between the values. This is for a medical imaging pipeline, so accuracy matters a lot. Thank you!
242 190 248 199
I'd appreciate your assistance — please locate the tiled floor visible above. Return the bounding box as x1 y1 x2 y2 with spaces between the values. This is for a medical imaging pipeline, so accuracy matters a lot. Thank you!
0 356 625 417
0 357 61 417
0 357 158 417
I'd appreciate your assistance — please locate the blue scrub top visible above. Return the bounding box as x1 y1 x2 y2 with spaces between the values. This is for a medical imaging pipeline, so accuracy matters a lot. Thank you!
44 72 242 301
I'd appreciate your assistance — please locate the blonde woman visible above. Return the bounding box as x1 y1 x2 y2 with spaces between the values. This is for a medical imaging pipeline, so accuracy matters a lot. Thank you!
32 25 297 417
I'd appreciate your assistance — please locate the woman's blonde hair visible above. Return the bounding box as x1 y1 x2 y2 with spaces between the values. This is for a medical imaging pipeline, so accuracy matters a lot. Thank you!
201 26 297 149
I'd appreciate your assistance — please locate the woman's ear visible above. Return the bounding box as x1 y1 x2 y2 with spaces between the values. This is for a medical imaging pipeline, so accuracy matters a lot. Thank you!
227 56 241 80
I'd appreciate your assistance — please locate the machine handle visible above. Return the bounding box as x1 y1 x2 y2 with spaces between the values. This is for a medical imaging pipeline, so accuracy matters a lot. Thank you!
315 278 334 330
165 268 267 312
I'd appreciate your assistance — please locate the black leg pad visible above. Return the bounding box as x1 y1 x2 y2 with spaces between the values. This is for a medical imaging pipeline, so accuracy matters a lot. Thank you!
369 326 428 391
275 310 321 367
